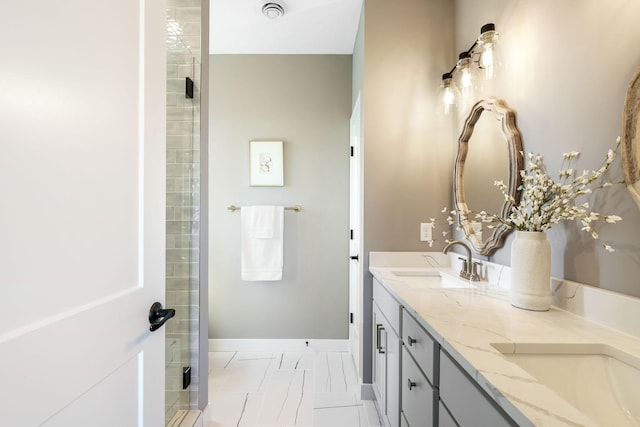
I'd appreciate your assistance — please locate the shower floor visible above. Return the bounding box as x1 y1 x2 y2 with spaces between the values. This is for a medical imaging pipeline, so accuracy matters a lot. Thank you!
207 350 381 427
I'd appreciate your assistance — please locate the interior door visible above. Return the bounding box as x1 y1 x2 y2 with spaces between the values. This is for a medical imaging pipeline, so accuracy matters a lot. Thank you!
0 0 167 425
349 93 363 381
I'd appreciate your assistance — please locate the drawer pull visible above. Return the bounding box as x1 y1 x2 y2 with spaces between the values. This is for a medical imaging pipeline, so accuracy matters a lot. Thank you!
407 378 417 391
407 335 417 346
376 324 386 354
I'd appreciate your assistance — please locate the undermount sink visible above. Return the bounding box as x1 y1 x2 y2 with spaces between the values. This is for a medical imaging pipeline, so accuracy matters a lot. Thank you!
391 270 475 289
491 342 640 426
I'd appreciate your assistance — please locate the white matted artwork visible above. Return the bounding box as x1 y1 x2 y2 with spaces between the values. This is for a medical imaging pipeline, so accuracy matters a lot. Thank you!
250 140 284 186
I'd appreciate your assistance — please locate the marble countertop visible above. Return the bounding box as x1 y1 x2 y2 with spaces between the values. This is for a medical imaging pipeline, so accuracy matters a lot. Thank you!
370 257 640 427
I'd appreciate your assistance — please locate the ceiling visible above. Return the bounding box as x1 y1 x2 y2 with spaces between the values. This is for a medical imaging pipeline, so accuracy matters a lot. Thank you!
210 0 364 54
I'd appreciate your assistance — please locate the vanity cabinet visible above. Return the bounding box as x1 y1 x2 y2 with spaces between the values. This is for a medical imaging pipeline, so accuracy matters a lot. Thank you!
373 279 517 427
439 350 517 427
372 278 401 427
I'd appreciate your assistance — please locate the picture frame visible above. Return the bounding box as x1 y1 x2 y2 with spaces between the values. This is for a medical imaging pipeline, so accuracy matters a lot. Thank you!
250 140 284 186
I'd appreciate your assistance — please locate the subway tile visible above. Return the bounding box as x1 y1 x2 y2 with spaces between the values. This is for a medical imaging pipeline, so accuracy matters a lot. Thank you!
166 206 175 220
166 191 197 206
166 149 178 164
167 50 193 65
167 134 194 147
181 36 201 50
168 177 199 192
166 162 199 177
167 220 199 235
176 149 200 164
166 277 199 290
168 106 195 121
169 0 202 8
166 64 179 78
173 262 199 277
166 92 178 107
177 63 195 78
174 206 200 221
173 234 200 249
180 22 201 36
167 248 197 263
176 7 201 22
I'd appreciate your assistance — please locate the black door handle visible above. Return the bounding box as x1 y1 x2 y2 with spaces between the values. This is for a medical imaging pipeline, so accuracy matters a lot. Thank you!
148 302 175 332
350 255 359 261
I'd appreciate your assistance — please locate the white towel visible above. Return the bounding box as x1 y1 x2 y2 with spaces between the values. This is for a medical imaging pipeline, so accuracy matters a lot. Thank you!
241 205 284 281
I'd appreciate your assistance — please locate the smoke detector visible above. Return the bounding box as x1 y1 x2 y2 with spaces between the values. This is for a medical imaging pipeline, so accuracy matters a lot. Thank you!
262 2 285 19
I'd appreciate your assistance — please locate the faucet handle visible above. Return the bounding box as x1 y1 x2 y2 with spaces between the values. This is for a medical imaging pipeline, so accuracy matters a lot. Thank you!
457 257 469 279
471 261 483 281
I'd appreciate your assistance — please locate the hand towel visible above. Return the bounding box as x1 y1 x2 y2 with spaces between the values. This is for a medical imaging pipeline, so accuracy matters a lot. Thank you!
241 205 284 281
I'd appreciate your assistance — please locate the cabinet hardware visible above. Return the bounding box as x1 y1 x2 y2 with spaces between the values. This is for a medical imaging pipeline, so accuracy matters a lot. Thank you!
376 323 385 354
407 335 417 346
407 378 417 391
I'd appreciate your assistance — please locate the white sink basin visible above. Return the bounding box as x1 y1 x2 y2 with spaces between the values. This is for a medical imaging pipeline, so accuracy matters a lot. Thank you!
391 270 475 289
491 342 640 426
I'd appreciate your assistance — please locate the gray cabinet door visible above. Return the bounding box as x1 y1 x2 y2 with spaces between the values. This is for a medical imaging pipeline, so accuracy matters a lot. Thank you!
438 401 459 427
402 347 435 427
440 351 516 427
372 303 387 412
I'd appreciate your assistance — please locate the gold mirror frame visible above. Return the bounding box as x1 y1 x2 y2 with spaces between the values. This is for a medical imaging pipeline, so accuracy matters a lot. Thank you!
454 97 524 255
622 68 640 207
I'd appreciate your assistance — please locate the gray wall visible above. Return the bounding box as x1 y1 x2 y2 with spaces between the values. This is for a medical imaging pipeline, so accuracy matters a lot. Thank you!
454 0 640 298
209 55 352 339
359 0 455 383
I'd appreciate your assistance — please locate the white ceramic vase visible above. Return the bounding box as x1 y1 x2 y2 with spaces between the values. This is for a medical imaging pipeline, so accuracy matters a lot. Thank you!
509 231 552 311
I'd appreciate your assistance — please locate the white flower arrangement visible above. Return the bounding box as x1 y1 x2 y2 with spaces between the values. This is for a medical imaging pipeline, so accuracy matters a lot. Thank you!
429 138 623 252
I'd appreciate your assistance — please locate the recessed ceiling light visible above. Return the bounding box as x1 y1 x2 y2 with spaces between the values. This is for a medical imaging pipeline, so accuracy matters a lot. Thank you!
262 2 285 19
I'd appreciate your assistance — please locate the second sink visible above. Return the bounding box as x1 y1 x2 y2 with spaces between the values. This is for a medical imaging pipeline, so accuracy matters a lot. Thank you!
491 342 640 427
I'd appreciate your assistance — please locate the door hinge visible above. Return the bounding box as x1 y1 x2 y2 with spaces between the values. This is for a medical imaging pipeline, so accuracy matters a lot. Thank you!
350 313 354 324
183 366 192 390
185 77 194 99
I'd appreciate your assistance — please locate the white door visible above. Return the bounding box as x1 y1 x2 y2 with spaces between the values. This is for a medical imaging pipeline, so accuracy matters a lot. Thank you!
0 0 167 426
349 93 363 381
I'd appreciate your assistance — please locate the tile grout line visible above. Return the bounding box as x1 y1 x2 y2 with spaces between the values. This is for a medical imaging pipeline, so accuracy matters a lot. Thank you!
294 370 306 425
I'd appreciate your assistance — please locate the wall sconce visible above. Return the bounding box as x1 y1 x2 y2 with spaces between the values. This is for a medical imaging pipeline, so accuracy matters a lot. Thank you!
440 23 501 114
440 72 460 115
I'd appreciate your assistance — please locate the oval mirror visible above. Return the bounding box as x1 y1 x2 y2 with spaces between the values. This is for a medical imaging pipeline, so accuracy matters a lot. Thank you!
454 97 523 255
622 68 640 207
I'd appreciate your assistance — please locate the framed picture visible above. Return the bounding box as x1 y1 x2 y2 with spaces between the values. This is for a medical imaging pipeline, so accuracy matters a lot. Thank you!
250 140 284 186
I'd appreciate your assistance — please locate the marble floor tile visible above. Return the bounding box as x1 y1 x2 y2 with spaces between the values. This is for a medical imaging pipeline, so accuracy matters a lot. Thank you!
209 352 278 394
313 393 368 427
208 351 374 427
314 352 359 393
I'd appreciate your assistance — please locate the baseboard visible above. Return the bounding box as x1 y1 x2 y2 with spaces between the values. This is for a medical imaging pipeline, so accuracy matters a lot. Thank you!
208 338 349 353
360 383 375 400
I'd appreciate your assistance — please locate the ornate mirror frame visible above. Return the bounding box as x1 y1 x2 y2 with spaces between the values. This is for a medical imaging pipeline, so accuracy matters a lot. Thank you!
622 68 640 208
454 97 524 255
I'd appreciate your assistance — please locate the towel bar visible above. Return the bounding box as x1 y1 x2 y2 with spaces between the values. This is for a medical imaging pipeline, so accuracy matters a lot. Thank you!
227 204 301 212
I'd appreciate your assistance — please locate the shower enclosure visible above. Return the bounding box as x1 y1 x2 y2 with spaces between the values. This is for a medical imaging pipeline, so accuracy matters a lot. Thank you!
165 0 203 424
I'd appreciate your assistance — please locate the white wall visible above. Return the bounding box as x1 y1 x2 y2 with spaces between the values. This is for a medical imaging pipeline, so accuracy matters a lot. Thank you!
454 0 640 297
209 55 352 339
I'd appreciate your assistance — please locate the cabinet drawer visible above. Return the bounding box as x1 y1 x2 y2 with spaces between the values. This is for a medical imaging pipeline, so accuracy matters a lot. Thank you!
373 278 401 335
438 401 458 427
402 309 436 384
402 347 435 427
440 351 516 427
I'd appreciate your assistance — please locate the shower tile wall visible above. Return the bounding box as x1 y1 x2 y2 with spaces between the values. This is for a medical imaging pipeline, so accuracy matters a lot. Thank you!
165 0 201 423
